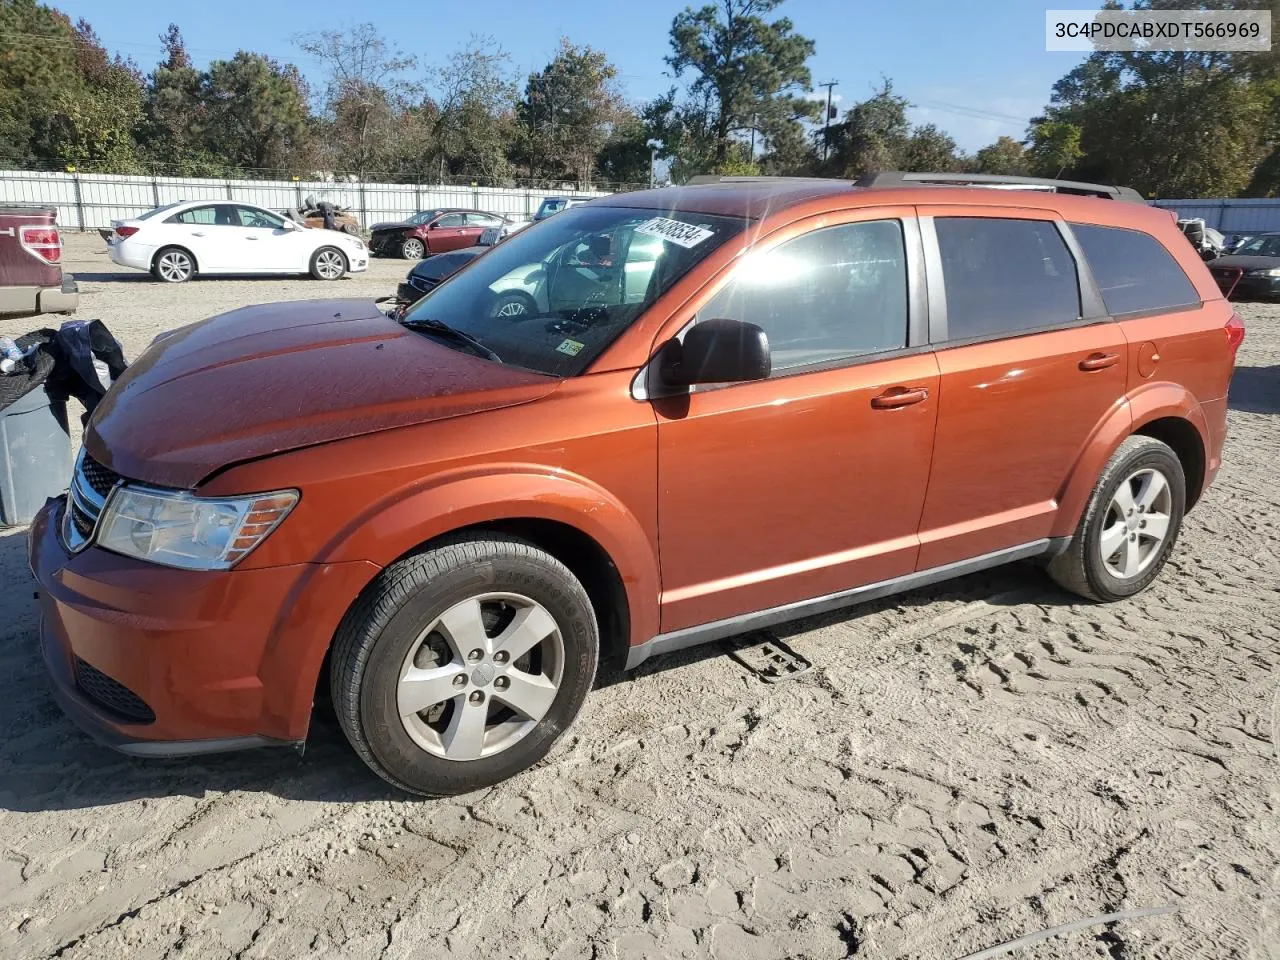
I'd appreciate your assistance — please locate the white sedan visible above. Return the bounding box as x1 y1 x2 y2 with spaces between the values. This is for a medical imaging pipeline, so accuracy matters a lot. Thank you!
107 200 368 283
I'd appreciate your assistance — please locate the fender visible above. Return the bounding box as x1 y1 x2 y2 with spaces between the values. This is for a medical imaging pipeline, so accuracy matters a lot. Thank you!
1051 381 1209 539
317 462 660 647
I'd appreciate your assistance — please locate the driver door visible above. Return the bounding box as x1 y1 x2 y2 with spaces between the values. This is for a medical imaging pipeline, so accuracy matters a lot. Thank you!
232 204 306 272
427 213 471 252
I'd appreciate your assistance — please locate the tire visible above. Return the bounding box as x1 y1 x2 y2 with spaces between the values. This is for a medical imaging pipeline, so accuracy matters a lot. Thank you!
401 237 425 260
489 290 537 320
151 246 195 283
330 535 599 797
341 222 359 236
1048 435 1186 601
310 246 348 281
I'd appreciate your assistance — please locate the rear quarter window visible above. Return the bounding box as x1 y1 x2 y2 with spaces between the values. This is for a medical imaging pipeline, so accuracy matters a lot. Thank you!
1070 223 1200 316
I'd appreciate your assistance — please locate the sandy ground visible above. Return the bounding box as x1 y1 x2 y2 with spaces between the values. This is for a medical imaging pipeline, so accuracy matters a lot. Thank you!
0 233 1277 960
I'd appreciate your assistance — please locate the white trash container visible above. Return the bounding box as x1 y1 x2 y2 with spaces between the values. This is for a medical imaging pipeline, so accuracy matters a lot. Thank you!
0 387 73 526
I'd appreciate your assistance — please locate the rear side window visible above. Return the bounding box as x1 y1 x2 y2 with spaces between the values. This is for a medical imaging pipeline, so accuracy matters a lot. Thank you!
1071 223 1200 315
167 205 219 225
700 219 908 373
935 218 1080 340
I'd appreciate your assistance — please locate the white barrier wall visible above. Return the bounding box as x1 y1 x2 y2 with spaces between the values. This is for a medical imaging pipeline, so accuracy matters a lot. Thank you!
0 169 614 231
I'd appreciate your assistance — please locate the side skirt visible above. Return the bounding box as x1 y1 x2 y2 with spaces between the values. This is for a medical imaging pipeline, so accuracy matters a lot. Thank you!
625 538 1069 671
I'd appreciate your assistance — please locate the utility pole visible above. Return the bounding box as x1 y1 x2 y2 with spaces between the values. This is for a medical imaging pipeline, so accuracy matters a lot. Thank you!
749 113 757 162
649 146 657 188
819 80 839 162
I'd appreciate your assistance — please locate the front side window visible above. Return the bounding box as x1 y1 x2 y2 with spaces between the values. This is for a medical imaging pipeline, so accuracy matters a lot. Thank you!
935 217 1081 340
235 205 286 229
402 206 746 376
434 213 466 228
1071 223 1200 315
697 220 909 373
408 210 441 224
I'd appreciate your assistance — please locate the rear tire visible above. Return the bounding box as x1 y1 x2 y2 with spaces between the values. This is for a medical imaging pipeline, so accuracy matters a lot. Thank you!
310 246 348 280
151 246 195 283
489 290 538 320
1048 436 1186 601
330 535 598 797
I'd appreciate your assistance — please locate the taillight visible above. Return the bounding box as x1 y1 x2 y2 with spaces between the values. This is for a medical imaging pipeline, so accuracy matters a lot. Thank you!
19 225 61 264
115 225 140 238
1225 312 1245 356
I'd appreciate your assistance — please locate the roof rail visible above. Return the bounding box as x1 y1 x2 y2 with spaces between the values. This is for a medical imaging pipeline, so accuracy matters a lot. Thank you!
685 174 832 185
855 171 1146 202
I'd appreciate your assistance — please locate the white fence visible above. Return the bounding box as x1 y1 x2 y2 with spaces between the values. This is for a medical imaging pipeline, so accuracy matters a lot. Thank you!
0 169 614 231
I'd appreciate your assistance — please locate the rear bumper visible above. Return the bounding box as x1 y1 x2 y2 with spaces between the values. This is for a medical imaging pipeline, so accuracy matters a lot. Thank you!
0 276 78 318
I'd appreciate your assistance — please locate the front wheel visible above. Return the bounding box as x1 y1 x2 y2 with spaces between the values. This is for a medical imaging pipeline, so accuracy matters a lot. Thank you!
401 237 425 260
489 290 538 320
330 535 599 796
1048 435 1186 601
310 246 348 281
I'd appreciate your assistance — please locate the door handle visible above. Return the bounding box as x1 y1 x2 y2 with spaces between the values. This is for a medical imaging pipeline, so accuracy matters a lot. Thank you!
1079 352 1120 372
190 231 206 237
246 235 259 240
871 386 930 409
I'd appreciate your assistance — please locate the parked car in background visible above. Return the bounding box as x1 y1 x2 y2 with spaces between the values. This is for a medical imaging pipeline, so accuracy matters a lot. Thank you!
1222 232 1257 254
284 196 361 235
532 195 595 221
1178 218 1226 260
396 247 487 306
0 205 78 318
1208 232 1280 299
369 209 511 259
106 200 368 283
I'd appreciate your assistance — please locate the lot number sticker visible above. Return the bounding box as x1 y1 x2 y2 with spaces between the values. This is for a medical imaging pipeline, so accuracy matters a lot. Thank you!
634 217 715 248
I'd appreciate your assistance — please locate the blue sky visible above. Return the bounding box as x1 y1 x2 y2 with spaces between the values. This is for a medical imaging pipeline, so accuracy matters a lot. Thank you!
55 0 1088 152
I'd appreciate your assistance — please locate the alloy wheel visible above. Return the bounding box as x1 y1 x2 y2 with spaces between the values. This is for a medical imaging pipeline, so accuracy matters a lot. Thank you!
403 238 425 259
1099 467 1173 579
315 249 345 279
396 593 564 761
157 251 192 282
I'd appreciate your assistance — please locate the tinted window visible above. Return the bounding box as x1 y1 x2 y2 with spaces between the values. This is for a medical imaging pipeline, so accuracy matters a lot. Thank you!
699 220 908 373
467 213 502 226
1232 234 1280 258
935 218 1080 340
435 213 465 228
1071 223 1200 315
168 205 221 226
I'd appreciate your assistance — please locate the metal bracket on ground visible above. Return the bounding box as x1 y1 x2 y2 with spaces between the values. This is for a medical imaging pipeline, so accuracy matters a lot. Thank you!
729 635 812 683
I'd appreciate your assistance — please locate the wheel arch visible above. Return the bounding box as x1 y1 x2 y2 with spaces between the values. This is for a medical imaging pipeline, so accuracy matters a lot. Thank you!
1052 382 1210 538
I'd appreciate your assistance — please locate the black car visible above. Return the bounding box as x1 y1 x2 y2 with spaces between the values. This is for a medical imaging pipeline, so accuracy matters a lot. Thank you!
1208 232 1280 299
395 247 486 305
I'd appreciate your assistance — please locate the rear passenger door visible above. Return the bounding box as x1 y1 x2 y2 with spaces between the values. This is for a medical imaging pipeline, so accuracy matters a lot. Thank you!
914 209 1128 570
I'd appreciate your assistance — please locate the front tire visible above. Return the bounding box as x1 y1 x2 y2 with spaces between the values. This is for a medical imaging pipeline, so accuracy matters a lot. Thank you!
489 290 537 320
401 237 425 260
1048 435 1186 601
330 535 599 797
310 246 348 280
152 246 195 283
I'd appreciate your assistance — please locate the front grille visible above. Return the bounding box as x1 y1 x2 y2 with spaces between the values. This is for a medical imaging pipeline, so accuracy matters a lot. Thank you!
73 657 156 724
409 275 438 293
69 499 95 539
80 456 122 499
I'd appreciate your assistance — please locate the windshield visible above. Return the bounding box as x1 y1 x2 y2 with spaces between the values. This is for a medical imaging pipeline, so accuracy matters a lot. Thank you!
401 205 748 376
408 210 443 224
1237 235 1280 257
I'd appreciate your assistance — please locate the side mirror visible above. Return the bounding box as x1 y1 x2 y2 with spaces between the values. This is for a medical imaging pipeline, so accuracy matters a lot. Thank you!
428 222 439 230
660 317 770 387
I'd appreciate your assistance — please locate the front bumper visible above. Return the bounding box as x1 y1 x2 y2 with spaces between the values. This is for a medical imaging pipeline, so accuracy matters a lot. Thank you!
28 497 338 757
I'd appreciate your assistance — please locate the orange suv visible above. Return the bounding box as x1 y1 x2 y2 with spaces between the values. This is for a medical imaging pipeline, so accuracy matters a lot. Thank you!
29 172 1242 795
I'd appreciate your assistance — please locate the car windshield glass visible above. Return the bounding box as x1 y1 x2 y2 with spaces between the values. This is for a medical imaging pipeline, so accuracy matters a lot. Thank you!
407 210 441 224
137 202 183 221
1238 235 1280 256
401 205 748 376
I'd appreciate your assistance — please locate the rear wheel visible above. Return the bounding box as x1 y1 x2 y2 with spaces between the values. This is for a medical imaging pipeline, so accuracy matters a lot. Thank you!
152 246 195 283
489 290 537 320
341 222 359 236
401 237 425 260
1048 435 1186 601
330 535 598 796
310 246 348 281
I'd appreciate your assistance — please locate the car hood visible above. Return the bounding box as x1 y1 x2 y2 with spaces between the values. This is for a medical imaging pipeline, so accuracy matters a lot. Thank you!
1209 255 1280 269
369 221 418 233
85 299 558 489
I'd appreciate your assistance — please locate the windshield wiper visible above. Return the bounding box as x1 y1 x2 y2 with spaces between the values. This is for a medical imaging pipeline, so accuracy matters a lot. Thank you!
401 316 502 363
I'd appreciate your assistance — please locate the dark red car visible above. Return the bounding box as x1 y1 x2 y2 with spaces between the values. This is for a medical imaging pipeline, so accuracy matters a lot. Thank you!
0 205 78 319
369 208 511 260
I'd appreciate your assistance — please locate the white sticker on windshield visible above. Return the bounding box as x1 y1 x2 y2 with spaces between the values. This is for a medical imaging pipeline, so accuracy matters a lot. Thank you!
634 217 715 249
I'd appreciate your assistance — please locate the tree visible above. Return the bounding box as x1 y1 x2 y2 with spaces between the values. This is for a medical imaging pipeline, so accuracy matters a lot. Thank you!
596 110 655 185
0 0 78 166
431 35 519 183
822 80 910 177
141 25 223 174
519 39 627 185
201 52 312 173
666 0 817 167
902 124 959 173
1025 120 1083 179
972 135 1029 175
295 24 418 178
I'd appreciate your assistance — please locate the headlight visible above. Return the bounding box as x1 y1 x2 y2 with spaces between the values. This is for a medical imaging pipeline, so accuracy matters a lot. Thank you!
97 486 298 570
1245 267 1280 277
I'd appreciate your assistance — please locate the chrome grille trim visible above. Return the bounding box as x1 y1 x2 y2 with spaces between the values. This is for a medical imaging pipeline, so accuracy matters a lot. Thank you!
61 450 121 554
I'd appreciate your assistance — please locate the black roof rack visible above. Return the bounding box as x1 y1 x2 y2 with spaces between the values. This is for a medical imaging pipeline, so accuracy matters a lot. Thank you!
685 174 832 185
855 171 1145 202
